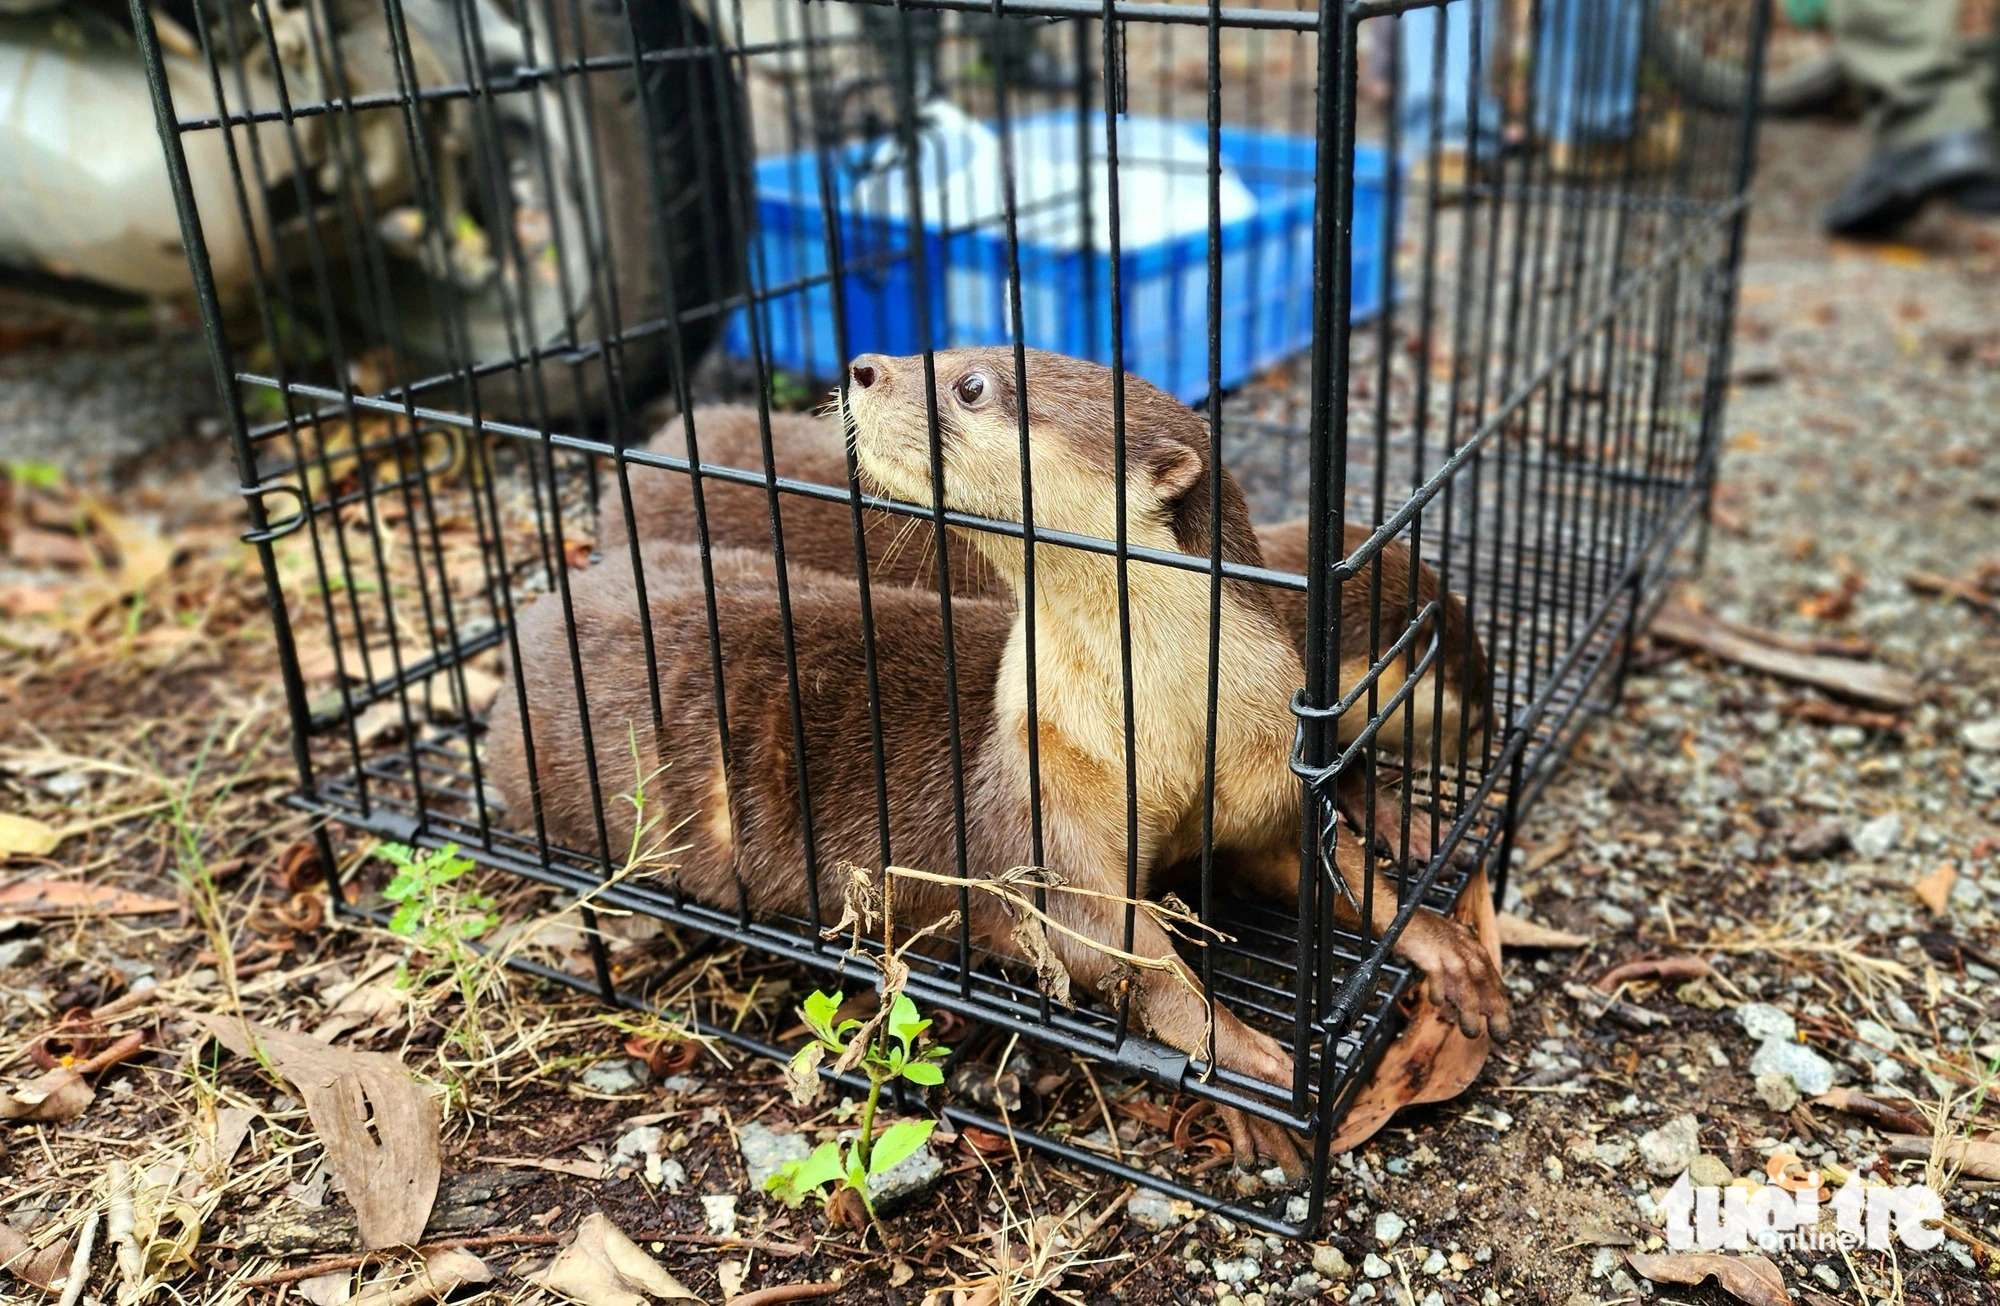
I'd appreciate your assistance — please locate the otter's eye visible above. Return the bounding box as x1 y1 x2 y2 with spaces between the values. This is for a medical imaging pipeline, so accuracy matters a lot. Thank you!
952 372 989 407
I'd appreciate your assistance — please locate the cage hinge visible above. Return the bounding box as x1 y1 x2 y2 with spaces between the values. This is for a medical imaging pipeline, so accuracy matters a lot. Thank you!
239 481 307 545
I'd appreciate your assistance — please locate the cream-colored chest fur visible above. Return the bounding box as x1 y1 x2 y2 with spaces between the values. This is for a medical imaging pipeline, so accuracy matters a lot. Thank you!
993 555 1302 883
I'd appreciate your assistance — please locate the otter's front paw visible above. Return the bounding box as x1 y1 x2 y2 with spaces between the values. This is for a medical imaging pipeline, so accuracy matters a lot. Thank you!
1396 912 1510 1041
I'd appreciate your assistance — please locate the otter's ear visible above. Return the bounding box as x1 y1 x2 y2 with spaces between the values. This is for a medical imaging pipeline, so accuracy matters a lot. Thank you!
1147 440 1205 506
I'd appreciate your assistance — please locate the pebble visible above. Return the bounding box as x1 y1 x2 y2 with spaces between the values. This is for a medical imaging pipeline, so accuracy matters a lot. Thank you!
734 1121 813 1192
1362 1253 1393 1279
1688 1154 1732 1188
1637 1114 1701 1177
1785 821 1849 861
1214 1257 1261 1285
1312 1245 1353 1280
1814 1264 1841 1289
1127 1190 1181 1232
866 1143 944 1213
1596 902 1637 929
580 1058 648 1094
1850 1018 1898 1063
1749 1038 1837 1096
1421 1249 1445 1275
1590 1247 1619 1278
1852 814 1902 859
0 939 43 970
1287 1271 1323 1299
1962 717 2000 753
1592 1140 1634 1168
1374 1211 1406 1246
1753 1072 1802 1112
701 1193 738 1237
611 1124 662 1171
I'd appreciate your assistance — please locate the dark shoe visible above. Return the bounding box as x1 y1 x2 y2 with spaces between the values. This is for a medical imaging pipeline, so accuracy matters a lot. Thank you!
1823 128 1999 237
1948 172 2000 217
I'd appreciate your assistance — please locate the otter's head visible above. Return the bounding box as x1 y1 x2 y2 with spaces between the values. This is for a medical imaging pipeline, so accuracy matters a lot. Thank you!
841 347 1262 581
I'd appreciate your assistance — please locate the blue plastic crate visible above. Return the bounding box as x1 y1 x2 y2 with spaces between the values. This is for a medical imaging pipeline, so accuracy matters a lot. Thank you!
724 113 1392 405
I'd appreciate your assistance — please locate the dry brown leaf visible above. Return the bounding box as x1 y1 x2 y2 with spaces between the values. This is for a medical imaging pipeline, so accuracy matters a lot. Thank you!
312 980 410 1044
1810 1089 1930 1137
1914 863 1957 916
0 814 61 859
87 501 176 596
1626 1251 1791 1306
420 666 502 721
477 1155 606 1180
200 1018 440 1249
1885 1134 2000 1181
1 1065 96 1123
1328 867 1502 1152
0 879 178 915
534 1212 703 1305
347 1250 491 1306
1 1223 68 1290
186 1104 257 1192
298 1270 355 1305
1496 912 1590 950
8 525 93 569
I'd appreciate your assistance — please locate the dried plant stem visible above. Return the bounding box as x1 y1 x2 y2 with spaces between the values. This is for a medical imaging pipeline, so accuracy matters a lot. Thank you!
54 1211 97 1306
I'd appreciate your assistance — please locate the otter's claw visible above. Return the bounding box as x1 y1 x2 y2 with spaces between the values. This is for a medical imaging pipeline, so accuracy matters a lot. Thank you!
1399 911 1511 1041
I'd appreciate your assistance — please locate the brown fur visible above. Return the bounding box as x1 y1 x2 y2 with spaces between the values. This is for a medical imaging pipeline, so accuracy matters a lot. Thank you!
597 405 1004 599
484 540 1023 929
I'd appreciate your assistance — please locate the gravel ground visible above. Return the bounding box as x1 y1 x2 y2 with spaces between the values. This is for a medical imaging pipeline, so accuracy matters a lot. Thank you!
1319 117 2000 1305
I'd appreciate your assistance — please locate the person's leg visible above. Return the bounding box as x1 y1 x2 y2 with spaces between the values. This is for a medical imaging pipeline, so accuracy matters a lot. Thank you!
1534 0 1643 145
1398 1 1504 159
1828 0 1987 149
1823 0 1999 234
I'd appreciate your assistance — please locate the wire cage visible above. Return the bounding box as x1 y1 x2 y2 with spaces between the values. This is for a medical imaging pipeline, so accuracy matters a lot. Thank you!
135 0 1769 1233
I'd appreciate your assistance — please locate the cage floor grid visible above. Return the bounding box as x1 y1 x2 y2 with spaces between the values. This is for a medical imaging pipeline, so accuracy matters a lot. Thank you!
293 456 1698 1169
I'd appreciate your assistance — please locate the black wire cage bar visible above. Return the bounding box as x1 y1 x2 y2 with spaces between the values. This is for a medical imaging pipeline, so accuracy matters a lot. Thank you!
134 0 1769 1234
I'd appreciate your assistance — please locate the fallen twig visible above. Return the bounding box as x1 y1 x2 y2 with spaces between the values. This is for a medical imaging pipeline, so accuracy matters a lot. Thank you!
54 1212 97 1306
238 1230 816 1288
1648 604 1916 709
1593 956 1716 992
726 1283 842 1306
1906 571 1999 616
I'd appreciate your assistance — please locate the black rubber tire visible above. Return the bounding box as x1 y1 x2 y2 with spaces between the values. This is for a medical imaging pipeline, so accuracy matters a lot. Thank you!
1643 17 1846 117
560 0 748 417
392 0 748 426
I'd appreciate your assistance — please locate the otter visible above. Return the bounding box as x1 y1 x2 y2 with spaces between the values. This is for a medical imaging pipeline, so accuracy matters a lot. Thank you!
601 403 1491 862
490 350 1507 1172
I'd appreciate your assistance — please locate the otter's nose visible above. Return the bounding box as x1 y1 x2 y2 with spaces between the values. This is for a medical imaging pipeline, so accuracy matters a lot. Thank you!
849 356 883 390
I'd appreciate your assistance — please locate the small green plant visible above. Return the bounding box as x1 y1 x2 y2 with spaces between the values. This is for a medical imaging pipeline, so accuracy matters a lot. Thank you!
766 989 948 1221
377 842 500 1061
